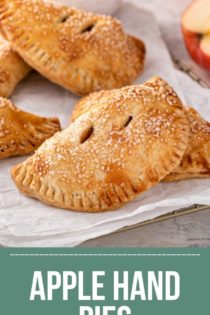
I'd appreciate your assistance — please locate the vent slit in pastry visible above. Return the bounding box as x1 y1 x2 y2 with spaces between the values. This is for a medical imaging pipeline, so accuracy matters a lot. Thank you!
0 97 61 159
59 14 70 23
80 126 94 144
0 0 145 95
80 23 96 34
123 116 133 128
12 78 189 212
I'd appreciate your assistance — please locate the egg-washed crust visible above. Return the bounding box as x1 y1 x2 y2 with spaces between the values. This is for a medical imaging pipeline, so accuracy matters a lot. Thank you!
72 82 210 183
164 107 210 182
0 35 30 97
12 78 189 212
0 0 145 96
0 98 61 159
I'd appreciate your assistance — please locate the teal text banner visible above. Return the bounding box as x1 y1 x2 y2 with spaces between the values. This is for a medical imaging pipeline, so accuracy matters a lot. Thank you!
0 248 209 314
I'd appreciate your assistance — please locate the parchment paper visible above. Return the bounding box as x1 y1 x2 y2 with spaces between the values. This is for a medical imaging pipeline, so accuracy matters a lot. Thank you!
0 3 209 247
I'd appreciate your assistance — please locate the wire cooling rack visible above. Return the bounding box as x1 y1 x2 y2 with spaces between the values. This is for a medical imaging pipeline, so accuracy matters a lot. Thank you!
174 58 210 88
113 205 209 235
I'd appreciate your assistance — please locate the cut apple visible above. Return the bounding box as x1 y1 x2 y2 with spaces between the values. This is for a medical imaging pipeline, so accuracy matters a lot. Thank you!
200 35 210 55
182 0 210 71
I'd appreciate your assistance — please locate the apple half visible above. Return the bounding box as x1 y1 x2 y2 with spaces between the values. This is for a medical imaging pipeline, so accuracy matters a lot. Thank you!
182 0 210 71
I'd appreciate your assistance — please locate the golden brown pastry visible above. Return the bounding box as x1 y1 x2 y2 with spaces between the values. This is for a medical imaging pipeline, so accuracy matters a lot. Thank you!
11 78 189 212
71 80 210 182
0 0 145 95
0 35 30 97
0 97 61 159
164 107 210 182
71 89 119 122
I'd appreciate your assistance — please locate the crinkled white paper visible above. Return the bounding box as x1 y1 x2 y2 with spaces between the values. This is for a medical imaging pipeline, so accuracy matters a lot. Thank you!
0 3 209 247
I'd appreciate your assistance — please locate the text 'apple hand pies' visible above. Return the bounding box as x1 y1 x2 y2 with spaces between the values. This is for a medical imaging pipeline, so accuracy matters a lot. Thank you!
164 107 210 182
0 35 30 97
0 0 145 95
12 79 189 212
0 98 61 159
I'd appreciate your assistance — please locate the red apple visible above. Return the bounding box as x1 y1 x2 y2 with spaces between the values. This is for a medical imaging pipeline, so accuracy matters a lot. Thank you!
182 0 210 71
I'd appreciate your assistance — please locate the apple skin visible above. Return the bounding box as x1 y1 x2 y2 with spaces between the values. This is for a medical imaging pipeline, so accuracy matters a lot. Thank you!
181 0 210 72
182 26 210 72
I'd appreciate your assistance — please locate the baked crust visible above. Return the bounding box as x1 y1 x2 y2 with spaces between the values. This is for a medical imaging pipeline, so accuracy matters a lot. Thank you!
72 82 210 183
0 0 145 95
0 35 30 97
12 78 189 212
164 107 210 182
0 97 61 159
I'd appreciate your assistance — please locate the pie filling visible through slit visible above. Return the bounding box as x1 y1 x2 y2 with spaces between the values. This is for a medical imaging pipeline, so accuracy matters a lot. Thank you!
0 0 145 95
11 78 189 212
0 97 61 159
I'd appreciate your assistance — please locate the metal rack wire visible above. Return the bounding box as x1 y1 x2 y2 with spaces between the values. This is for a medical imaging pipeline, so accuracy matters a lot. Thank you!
174 59 210 88
113 205 209 235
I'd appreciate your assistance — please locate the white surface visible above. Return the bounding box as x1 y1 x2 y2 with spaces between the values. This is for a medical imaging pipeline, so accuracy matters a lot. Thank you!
0 3 210 247
52 0 123 15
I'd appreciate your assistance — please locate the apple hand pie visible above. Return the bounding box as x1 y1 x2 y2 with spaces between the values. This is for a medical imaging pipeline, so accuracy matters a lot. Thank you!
0 98 61 159
0 0 145 95
71 80 210 183
164 107 210 182
12 78 189 212
0 35 30 97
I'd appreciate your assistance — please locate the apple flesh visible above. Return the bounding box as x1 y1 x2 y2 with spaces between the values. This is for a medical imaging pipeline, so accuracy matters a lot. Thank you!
182 0 210 71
